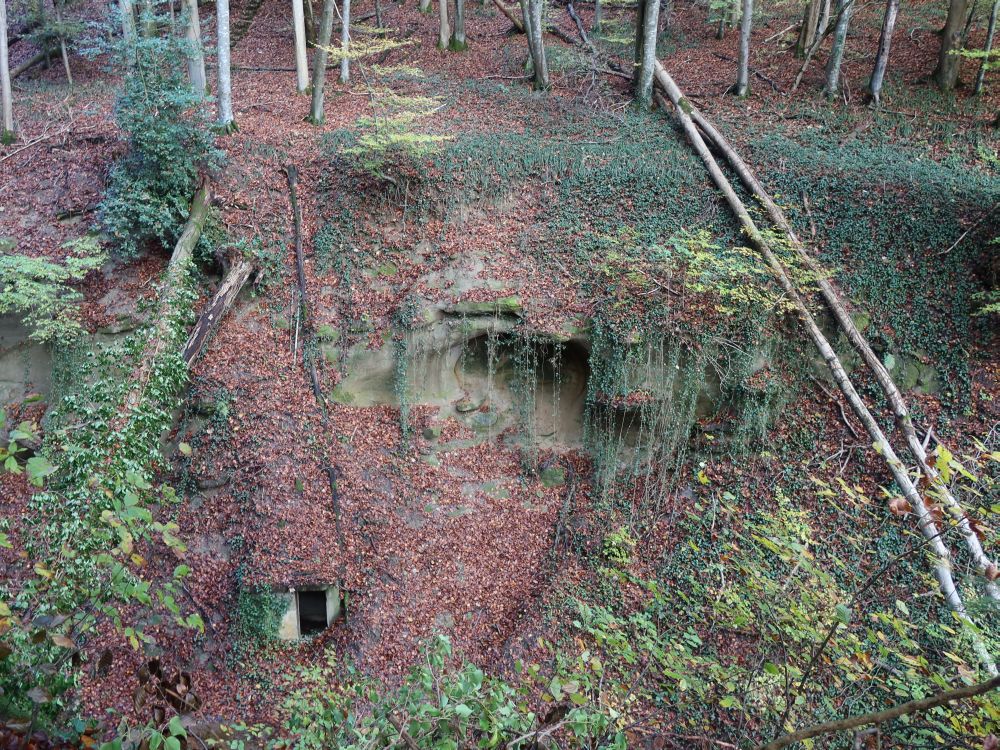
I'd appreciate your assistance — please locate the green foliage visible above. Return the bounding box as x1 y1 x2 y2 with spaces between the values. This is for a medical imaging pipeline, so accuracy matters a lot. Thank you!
98 17 220 259
278 635 624 749
231 587 288 652
0 238 106 343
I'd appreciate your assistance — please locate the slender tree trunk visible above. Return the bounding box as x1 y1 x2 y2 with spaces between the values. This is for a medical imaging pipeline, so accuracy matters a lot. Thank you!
141 0 156 37
796 0 828 57
419 0 430 12
653 63 997 677
308 0 336 123
305 0 317 42
452 0 467 49
438 0 450 49
593 0 602 31
735 0 752 96
823 0 852 98
184 0 206 94
374 0 382 26
292 0 309 92
120 0 136 41
975 0 999 94
182 256 255 364
216 0 235 129
635 0 660 104
867 0 898 105
339 0 350 82
634 0 646 78
0 0 13 142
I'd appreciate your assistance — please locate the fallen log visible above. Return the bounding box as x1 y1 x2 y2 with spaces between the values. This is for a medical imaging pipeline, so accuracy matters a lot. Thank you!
653 61 996 676
122 179 212 414
12 48 55 80
690 108 1000 603
182 256 255 364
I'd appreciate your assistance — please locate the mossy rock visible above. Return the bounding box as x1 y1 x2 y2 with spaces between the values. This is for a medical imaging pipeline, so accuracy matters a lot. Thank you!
466 410 499 430
423 425 443 440
274 315 291 331
375 262 399 277
448 296 522 316
0 237 16 254
539 465 566 488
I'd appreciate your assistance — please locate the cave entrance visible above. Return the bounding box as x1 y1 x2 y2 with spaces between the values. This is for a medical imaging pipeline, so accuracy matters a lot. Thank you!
297 590 329 636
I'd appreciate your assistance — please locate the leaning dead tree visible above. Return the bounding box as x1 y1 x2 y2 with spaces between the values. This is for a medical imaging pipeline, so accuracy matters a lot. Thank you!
688 107 1000 606
182 255 255 364
653 61 997 675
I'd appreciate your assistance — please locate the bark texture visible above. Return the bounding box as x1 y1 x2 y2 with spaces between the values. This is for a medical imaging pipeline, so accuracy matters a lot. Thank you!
216 0 235 128
653 61 997 677
119 0 136 41
452 0 466 49
308 0 336 123
867 0 899 105
735 0 752 96
438 0 450 49
340 0 351 82
0 0 13 139
935 0 970 89
521 0 549 88
823 0 851 97
635 0 660 103
292 0 309 92
184 0 206 94
182 257 254 364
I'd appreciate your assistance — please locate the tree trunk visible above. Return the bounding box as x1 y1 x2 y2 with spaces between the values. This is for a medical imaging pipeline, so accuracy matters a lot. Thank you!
292 0 309 92
308 0 335 123
339 0 350 82
122 180 212 414
795 0 826 57
452 0 467 49
438 0 450 49
867 0 898 105
521 0 548 89
184 0 206 94
823 0 852 97
635 0 660 104
691 110 1000 606
419 0 430 13
975 0 999 94
216 0 235 129
0 0 13 141
182 257 255 364
634 0 646 78
593 0 602 31
11 48 54 79
495 0 525 32
735 0 752 96
652 61 997 677
141 0 156 37
935 0 969 89
120 0 136 41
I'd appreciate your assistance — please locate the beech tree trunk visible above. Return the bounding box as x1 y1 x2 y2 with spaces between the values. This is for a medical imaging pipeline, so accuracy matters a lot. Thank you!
935 0 969 89
292 0 309 92
419 0 430 12
438 0 450 49
216 0 235 129
184 0 206 94
735 0 752 96
452 0 466 49
120 0 136 41
0 0 12 141
867 0 898 105
593 0 602 31
635 0 660 104
340 0 350 82
525 0 549 88
975 0 1000 94
795 0 824 57
823 0 851 97
308 0 336 123
653 61 997 677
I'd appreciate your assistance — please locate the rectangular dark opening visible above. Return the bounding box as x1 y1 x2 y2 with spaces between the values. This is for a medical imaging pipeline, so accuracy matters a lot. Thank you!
298 590 328 636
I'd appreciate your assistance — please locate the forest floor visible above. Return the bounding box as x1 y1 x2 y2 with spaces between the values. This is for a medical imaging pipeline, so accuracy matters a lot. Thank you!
1 0 998 742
